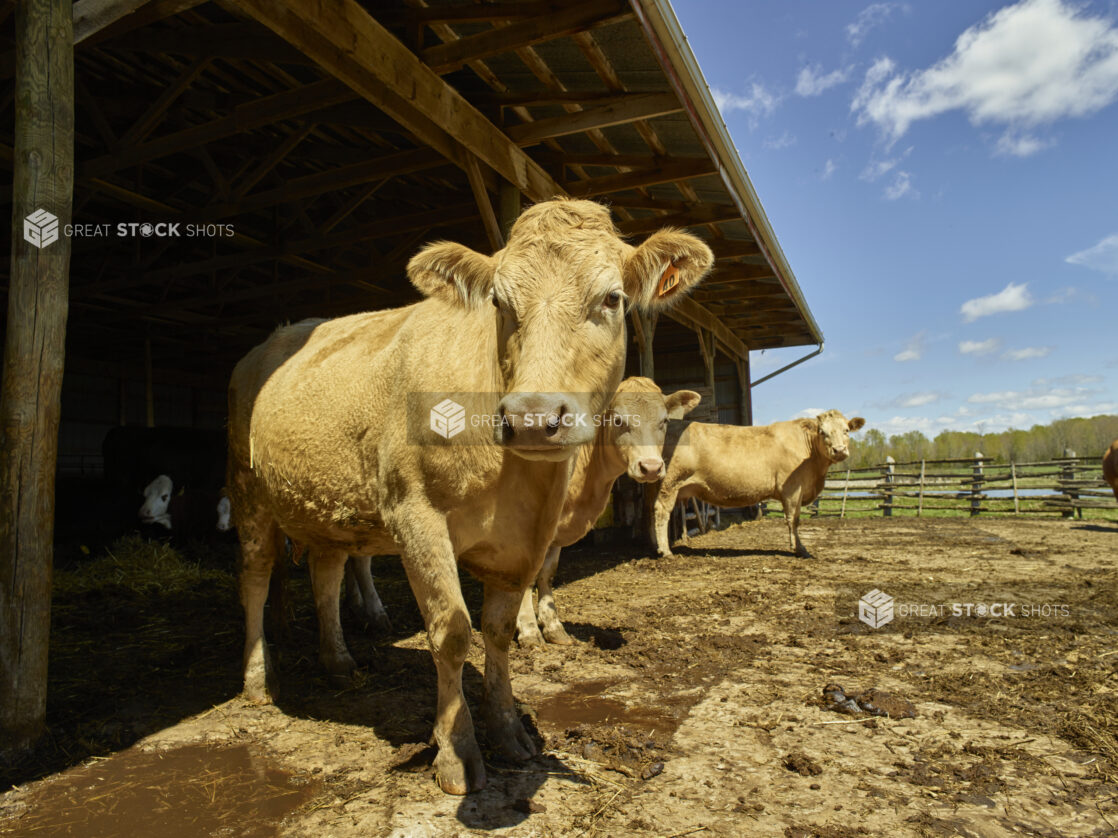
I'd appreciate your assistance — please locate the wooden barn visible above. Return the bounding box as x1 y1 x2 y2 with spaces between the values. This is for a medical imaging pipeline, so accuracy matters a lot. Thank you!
1 0 821 751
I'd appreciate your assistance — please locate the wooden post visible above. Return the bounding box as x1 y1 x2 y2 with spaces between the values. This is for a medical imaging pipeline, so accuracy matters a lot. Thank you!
917 459 926 517
1011 462 1020 515
883 456 895 517
840 468 851 519
1 0 74 755
498 180 520 241
1061 448 1076 519
735 354 752 426
971 452 984 517
631 309 656 379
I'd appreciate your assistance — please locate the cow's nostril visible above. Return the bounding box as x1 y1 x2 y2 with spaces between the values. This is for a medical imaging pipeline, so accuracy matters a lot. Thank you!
545 413 561 436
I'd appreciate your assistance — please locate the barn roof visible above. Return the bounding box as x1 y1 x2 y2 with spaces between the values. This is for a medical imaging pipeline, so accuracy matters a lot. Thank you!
2 0 823 384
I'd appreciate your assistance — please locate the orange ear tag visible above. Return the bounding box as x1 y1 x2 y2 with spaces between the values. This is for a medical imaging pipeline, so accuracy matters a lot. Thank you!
657 262 680 298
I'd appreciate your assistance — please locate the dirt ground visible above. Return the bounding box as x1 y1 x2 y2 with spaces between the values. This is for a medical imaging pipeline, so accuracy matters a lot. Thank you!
3 515 1118 837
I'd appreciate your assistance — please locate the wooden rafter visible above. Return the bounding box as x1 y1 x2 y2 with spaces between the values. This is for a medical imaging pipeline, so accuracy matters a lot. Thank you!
230 0 565 202
506 93 683 146
565 158 716 198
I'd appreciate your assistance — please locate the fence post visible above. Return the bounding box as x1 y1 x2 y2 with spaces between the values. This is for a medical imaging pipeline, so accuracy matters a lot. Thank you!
883 456 895 517
1011 461 1020 515
1061 448 1077 519
917 459 926 517
971 452 984 517
840 468 851 519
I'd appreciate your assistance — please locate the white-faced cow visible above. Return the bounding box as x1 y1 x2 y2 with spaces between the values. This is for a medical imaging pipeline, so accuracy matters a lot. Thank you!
227 198 712 794
516 377 700 645
654 409 865 559
1104 440 1118 504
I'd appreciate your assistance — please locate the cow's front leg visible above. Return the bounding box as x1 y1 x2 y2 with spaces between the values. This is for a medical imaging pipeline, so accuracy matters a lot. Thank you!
482 584 538 760
395 509 484 795
309 548 357 680
536 545 573 645
653 487 679 557
781 496 811 558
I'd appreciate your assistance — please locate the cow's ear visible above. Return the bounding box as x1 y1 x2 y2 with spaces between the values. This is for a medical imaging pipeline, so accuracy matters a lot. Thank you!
665 389 701 420
623 229 713 310
408 241 496 308
847 416 866 432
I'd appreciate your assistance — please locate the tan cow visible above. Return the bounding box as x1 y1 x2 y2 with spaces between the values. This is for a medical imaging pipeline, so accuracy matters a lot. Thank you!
654 409 865 558
227 198 712 794
1104 439 1118 503
516 377 700 646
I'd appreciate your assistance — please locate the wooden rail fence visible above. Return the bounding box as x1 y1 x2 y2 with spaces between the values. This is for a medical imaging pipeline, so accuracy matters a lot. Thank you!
762 452 1118 519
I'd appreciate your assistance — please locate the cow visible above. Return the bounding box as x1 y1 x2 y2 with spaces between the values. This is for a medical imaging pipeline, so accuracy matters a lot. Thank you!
138 473 230 543
226 198 713 794
654 409 865 559
516 377 700 646
343 556 392 633
1104 439 1118 503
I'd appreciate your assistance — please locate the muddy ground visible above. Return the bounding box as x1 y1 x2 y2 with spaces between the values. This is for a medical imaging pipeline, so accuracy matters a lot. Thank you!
3 516 1118 837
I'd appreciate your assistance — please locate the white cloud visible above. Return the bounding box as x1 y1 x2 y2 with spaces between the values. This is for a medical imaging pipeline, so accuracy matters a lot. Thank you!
898 391 943 407
822 158 837 180
795 64 852 96
959 338 1002 356
894 330 925 362
796 408 826 419
763 131 797 150
1002 346 1052 360
994 130 1053 157
851 0 1118 150
883 170 916 200
712 83 779 127
1066 232 1118 276
960 282 1034 321
847 3 901 47
968 379 1102 411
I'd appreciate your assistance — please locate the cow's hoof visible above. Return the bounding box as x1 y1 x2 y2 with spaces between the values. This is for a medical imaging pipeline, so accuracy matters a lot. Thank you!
434 743 486 795
487 711 538 761
243 642 275 704
517 624 545 647
368 610 393 634
322 651 358 681
658 550 675 559
541 623 575 645
795 548 812 559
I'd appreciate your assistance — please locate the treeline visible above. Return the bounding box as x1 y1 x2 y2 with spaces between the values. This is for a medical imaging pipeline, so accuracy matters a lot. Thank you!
849 414 1118 469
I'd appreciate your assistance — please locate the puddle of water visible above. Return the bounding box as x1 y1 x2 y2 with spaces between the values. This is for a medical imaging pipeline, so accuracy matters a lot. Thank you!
535 679 683 738
2 743 318 838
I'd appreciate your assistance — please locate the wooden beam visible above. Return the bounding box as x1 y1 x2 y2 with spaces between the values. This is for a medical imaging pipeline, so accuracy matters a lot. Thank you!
380 2 571 25
566 157 716 198
230 123 315 200
201 147 445 221
82 79 358 178
421 0 629 74
616 203 739 236
670 297 748 362
464 155 504 251
116 55 210 147
631 309 656 379
97 22 313 63
506 92 683 146
80 0 206 45
534 150 673 168
318 179 384 235
230 0 565 202
73 0 147 44
1 0 73 756
708 239 762 260
736 355 752 425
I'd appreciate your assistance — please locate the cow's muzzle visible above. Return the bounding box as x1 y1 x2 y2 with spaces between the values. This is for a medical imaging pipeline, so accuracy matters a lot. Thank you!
497 392 585 457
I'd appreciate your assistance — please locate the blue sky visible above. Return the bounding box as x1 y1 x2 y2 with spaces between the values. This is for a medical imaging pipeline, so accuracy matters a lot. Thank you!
673 0 1118 437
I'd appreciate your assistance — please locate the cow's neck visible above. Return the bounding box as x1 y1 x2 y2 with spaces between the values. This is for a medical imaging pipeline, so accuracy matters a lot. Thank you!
557 431 626 544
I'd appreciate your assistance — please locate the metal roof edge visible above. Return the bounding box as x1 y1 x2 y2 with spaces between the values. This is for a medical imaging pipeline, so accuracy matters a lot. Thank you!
629 0 824 346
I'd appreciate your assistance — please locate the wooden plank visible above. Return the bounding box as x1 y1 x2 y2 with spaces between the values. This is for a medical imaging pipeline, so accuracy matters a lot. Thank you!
566 157 717 198
382 2 571 25
1 0 73 755
230 0 565 202
506 92 683 146
82 79 358 178
231 123 316 200
421 0 629 73
671 297 748 362
616 203 739 235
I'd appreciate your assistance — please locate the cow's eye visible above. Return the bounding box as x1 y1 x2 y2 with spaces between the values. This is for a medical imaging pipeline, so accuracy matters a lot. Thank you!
603 290 623 310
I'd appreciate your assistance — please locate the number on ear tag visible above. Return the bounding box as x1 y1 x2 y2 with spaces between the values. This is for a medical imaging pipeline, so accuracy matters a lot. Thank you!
657 262 680 298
